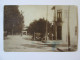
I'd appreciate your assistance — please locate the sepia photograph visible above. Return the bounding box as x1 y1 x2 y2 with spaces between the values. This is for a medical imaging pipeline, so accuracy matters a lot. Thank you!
4 5 78 52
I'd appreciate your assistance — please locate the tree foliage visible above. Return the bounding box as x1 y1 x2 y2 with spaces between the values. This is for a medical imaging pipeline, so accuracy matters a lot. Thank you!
4 5 24 34
27 18 52 38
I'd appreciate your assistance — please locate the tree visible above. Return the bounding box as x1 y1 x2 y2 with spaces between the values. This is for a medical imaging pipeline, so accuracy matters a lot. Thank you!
27 18 51 39
4 5 24 34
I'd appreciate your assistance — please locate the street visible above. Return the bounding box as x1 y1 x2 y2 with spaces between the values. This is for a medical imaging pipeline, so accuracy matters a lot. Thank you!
4 35 56 52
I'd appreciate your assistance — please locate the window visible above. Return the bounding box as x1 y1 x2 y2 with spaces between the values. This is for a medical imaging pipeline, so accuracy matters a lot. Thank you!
57 10 62 22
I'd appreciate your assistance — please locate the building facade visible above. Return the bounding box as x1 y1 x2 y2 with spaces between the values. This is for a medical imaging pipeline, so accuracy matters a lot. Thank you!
52 6 78 46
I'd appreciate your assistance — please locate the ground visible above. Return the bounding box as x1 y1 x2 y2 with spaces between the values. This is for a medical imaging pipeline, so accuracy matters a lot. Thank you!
4 35 57 52
4 35 77 52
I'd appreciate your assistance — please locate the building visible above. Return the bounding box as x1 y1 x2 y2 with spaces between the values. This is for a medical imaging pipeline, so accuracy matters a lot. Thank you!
22 27 27 36
52 6 78 48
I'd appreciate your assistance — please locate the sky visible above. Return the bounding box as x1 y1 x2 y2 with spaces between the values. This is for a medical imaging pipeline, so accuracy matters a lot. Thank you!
19 5 54 26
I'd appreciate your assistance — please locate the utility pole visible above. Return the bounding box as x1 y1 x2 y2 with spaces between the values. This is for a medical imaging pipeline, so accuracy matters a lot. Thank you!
12 24 14 35
45 5 48 41
68 6 71 51
52 22 54 40
34 32 35 40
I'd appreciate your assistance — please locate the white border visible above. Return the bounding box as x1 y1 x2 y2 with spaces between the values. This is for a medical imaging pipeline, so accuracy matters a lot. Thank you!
0 0 80 60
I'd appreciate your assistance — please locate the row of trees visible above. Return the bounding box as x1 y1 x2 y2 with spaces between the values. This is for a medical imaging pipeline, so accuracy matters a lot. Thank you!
27 18 54 40
4 5 24 35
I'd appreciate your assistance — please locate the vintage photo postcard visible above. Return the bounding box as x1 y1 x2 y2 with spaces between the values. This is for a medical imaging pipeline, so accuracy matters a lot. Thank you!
4 5 78 52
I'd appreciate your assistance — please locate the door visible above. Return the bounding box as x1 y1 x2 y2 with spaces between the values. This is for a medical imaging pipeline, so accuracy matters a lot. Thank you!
57 26 62 40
